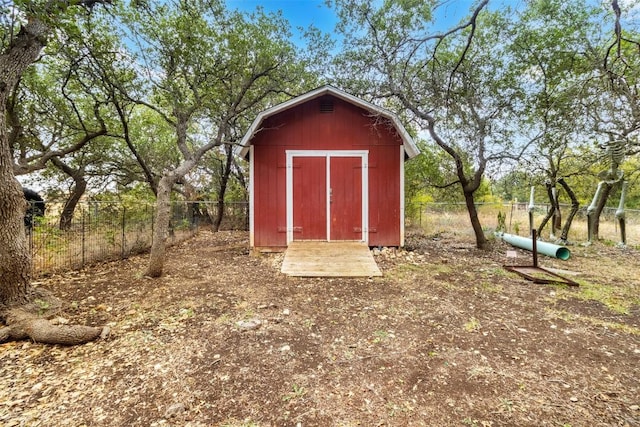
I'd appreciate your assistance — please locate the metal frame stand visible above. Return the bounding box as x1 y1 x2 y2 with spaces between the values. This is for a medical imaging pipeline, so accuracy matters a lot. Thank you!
504 229 579 287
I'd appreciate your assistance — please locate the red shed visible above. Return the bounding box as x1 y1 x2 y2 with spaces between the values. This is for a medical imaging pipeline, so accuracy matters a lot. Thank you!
238 85 419 250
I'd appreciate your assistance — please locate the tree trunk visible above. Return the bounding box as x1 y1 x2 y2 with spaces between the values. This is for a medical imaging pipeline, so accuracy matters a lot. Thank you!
0 177 31 307
0 14 50 309
213 144 234 232
182 183 210 227
231 156 249 230
552 187 562 235
0 103 30 308
59 177 86 230
537 182 556 238
463 189 488 249
145 173 177 277
1 8 110 345
144 109 212 277
557 178 579 244
51 158 87 230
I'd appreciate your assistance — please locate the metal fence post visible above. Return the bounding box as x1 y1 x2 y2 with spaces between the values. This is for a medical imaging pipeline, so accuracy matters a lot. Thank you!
81 207 86 268
121 206 126 259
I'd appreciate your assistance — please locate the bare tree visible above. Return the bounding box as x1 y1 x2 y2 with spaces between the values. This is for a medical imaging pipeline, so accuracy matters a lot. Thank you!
98 1 307 276
334 0 533 248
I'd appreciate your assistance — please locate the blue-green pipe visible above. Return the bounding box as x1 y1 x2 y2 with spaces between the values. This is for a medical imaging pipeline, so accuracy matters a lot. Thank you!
499 232 571 260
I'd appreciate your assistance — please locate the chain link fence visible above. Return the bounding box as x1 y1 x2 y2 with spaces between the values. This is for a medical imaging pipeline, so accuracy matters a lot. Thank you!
25 199 636 276
27 200 248 276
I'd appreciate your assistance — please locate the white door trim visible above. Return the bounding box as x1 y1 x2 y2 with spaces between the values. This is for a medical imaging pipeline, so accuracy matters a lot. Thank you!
286 150 369 244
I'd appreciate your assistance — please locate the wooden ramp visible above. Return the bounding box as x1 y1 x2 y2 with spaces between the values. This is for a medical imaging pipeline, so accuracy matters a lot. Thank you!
281 241 382 277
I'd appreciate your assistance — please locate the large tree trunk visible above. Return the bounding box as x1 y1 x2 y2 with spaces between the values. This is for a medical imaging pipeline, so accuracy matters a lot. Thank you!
463 189 488 249
423 116 489 250
0 177 31 307
144 109 208 277
0 19 48 308
145 173 177 277
0 7 109 345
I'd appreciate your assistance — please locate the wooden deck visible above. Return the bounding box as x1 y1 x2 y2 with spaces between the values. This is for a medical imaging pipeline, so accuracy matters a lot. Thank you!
281 241 382 277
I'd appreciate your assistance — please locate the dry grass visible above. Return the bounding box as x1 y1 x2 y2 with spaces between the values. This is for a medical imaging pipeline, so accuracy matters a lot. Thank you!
413 204 639 247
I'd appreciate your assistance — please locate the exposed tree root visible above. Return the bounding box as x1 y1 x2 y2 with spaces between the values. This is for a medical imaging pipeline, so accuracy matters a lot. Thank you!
0 289 109 345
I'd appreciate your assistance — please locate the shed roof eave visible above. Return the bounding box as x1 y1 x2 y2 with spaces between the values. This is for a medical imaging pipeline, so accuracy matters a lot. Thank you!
237 85 420 160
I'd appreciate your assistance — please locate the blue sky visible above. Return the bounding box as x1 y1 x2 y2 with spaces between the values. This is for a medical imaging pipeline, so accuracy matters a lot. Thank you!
226 0 339 35
225 0 480 40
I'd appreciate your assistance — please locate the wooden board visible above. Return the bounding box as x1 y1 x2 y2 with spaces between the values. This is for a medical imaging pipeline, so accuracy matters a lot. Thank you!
281 241 382 277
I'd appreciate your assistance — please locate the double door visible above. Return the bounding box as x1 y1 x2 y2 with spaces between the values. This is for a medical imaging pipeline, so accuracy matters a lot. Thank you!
286 151 367 243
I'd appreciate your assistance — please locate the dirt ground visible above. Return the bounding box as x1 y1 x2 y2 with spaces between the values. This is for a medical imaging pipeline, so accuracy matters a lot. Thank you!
1 229 639 427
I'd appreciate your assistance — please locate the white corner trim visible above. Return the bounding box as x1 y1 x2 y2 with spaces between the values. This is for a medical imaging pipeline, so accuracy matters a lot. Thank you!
399 145 405 247
285 153 294 244
249 145 255 248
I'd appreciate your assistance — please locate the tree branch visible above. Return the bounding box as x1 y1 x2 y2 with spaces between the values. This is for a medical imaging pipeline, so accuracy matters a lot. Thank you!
447 0 489 96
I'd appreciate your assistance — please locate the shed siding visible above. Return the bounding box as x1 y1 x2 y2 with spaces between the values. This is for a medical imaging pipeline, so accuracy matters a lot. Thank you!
368 145 401 247
251 95 403 248
253 145 287 247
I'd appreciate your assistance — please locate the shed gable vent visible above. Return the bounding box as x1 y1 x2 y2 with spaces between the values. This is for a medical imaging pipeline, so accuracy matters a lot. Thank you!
319 99 334 113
